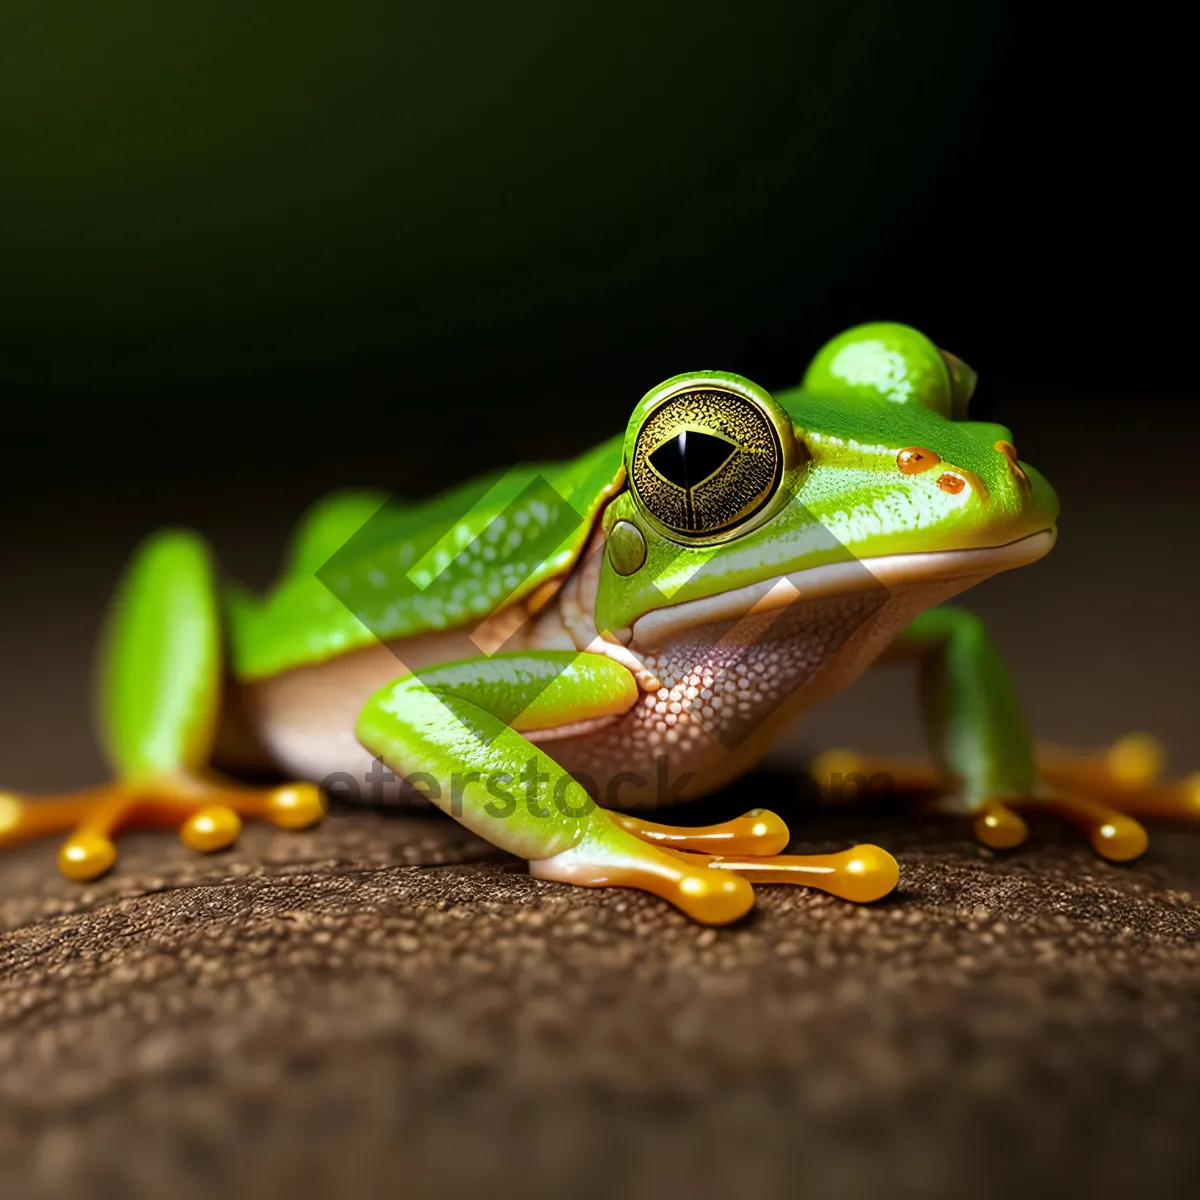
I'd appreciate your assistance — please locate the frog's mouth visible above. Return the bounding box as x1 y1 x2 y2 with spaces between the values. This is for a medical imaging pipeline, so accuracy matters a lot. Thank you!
627 528 1057 651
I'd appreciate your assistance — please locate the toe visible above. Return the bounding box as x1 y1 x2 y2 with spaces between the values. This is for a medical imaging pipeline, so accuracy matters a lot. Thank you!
58 834 118 881
264 784 325 829
180 805 243 852
973 801 1029 849
1087 811 1148 862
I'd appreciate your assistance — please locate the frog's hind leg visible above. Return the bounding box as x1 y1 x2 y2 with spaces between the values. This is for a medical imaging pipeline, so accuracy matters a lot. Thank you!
812 606 1194 863
0 530 323 880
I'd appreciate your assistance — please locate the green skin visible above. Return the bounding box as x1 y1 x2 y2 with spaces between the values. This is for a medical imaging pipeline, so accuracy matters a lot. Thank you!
96 323 1059 900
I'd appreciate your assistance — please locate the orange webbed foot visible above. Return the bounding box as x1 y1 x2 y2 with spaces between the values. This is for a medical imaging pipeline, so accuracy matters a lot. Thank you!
0 774 325 880
810 736 1198 864
536 806 900 920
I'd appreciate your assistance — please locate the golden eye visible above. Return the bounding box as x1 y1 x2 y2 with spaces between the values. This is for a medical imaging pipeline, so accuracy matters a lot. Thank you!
628 381 789 543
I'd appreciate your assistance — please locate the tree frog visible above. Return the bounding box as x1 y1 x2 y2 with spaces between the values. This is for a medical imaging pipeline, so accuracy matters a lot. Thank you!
1 323 1191 925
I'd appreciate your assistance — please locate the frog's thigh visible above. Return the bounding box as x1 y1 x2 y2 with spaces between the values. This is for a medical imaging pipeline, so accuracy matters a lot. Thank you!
355 651 758 923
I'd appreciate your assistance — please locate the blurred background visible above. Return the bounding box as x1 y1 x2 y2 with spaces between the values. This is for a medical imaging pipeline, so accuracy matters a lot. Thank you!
1 8 1197 1199
0 1 1194 783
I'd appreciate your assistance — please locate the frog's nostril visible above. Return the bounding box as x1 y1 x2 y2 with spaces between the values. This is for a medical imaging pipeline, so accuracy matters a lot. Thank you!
897 447 940 475
994 440 1030 490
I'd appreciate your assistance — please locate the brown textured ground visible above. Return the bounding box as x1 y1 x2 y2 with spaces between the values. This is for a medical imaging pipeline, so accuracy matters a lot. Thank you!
1 433 1197 1200
2 776 1199 1200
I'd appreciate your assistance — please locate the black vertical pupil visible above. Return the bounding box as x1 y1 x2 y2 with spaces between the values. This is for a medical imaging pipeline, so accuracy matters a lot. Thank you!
649 430 736 488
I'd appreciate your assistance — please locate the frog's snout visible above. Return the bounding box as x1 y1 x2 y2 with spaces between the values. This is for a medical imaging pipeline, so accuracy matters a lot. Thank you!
892 434 1057 541
893 444 988 505
980 436 1060 539
993 439 1030 492
991 437 1059 525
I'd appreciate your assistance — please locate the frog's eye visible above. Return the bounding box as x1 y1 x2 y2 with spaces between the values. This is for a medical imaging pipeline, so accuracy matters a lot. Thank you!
627 377 793 544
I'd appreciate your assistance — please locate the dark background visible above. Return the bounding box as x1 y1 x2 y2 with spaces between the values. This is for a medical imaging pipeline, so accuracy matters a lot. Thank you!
2 9 1199 1198
0 2 1195 787
2 2 1193 462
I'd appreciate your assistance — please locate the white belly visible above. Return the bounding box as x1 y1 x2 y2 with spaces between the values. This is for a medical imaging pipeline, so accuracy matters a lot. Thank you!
227 573 973 812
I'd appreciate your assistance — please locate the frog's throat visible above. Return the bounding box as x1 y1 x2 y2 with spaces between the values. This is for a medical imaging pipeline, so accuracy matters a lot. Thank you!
626 528 1057 652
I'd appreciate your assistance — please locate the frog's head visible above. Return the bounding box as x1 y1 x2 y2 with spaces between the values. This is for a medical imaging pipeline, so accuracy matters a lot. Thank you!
594 322 1059 647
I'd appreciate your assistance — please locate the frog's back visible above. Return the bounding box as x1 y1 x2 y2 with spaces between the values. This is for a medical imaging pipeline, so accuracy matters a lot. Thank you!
227 435 624 680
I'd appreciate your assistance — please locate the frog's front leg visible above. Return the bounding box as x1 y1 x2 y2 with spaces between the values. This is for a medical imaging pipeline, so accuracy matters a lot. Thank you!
356 652 898 924
0 530 324 878
814 606 1197 860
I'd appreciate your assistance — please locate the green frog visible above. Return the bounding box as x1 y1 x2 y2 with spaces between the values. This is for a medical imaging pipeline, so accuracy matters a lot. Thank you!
2 323 1191 924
